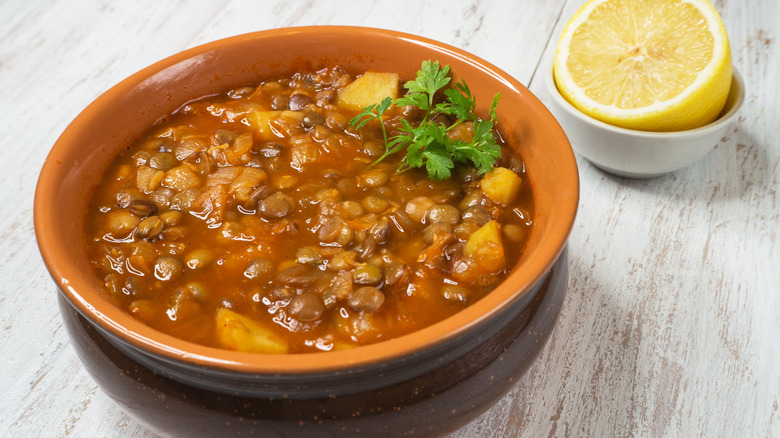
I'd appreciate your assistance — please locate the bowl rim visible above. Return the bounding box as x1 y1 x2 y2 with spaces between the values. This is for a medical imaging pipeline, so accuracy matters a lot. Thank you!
545 61 745 138
35 26 579 374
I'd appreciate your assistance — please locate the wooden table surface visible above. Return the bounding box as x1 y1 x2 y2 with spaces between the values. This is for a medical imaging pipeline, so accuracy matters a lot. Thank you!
1 0 777 436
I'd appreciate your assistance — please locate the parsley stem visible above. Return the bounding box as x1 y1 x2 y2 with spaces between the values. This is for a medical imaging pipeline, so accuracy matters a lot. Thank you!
350 60 501 180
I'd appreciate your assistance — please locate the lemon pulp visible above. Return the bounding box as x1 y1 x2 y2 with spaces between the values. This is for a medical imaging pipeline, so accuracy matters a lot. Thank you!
554 0 732 132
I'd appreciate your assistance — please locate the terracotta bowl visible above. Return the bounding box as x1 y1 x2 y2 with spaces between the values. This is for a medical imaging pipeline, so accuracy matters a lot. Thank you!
35 26 579 437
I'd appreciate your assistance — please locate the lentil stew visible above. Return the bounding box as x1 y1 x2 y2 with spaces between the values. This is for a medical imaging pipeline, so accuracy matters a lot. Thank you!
86 66 534 354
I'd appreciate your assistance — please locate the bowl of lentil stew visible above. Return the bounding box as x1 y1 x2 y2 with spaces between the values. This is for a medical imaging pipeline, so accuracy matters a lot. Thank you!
35 27 578 436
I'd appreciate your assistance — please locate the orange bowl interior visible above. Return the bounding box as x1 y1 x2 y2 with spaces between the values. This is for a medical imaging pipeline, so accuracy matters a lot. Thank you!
34 26 579 374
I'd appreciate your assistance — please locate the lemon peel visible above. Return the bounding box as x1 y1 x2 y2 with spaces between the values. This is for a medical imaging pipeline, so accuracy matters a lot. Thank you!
553 0 732 132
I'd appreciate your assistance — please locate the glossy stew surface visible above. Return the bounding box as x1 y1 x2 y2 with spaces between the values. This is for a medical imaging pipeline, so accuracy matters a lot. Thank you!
86 67 534 354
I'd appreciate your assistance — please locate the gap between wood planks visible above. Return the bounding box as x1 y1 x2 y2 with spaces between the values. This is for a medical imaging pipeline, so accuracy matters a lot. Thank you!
526 1 568 89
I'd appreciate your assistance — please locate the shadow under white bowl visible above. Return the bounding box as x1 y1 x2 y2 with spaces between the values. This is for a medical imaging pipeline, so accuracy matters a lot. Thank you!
545 63 745 178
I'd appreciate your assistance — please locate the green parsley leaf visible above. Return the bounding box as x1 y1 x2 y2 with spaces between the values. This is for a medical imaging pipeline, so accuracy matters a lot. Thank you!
349 60 502 180
349 96 392 129
421 141 455 180
439 79 476 121
393 91 428 112
396 60 451 112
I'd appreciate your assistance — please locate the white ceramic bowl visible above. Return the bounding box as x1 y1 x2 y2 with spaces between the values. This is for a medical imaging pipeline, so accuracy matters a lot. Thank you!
545 63 745 178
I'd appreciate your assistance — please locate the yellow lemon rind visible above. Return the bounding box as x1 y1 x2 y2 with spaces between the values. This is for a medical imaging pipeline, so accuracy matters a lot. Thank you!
553 0 732 132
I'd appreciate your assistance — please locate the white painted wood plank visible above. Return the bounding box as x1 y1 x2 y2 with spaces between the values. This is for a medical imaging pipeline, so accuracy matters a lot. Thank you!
456 1 780 437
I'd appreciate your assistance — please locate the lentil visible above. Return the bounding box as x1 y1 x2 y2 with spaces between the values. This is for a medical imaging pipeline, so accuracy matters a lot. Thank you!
86 66 534 354
244 258 275 279
426 204 460 225
135 215 165 239
288 294 325 322
185 249 214 270
128 199 158 217
288 93 313 110
348 287 385 312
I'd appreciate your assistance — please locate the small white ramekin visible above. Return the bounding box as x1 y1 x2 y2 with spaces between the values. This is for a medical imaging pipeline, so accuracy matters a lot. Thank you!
545 63 745 178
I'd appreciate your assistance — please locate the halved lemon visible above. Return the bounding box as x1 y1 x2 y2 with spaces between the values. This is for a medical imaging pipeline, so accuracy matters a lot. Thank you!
553 0 732 132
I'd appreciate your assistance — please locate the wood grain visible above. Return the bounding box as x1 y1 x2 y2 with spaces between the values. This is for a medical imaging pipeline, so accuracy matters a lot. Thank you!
0 0 777 436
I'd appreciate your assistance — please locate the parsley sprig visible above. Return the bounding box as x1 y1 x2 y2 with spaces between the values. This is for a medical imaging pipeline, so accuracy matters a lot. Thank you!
349 60 502 180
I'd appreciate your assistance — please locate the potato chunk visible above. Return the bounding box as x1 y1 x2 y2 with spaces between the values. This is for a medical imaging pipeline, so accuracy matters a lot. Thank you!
215 308 289 354
334 311 384 344
247 110 304 140
464 220 505 272
335 72 399 111
136 165 164 193
229 167 267 202
163 165 202 191
190 184 228 223
480 167 522 205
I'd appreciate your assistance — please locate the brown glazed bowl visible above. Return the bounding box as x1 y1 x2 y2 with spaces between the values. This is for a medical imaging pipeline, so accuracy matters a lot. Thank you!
35 27 578 437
